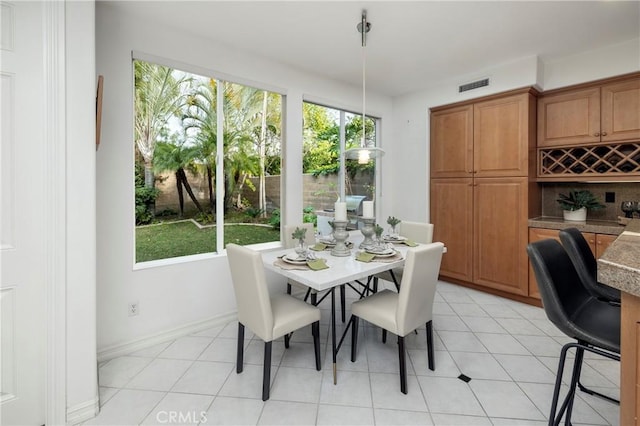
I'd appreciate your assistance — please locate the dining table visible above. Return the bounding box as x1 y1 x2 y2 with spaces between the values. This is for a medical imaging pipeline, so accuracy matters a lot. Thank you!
262 230 415 385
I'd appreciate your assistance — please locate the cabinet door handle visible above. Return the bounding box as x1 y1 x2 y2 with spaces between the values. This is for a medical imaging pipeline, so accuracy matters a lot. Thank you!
594 132 600 137
601 131 607 136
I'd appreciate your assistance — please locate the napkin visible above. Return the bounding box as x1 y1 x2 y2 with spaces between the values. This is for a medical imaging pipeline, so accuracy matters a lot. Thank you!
310 243 328 251
307 258 329 270
356 252 376 262
403 240 418 247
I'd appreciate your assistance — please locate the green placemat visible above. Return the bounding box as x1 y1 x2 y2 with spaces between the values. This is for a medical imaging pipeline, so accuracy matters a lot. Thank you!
356 252 376 262
307 258 329 270
403 240 418 247
310 243 328 251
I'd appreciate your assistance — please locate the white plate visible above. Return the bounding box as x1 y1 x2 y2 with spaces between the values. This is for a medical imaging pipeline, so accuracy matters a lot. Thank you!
283 253 307 264
371 250 397 258
366 247 394 256
383 235 407 242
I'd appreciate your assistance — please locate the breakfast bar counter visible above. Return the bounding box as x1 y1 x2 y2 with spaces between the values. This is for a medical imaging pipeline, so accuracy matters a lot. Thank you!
597 219 640 426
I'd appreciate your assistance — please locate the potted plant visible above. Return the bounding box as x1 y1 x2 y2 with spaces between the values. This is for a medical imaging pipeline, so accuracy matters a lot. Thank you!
291 227 308 256
557 190 605 221
387 216 401 237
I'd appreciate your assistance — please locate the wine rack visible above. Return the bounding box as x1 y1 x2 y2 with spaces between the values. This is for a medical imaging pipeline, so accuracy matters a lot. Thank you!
538 142 640 181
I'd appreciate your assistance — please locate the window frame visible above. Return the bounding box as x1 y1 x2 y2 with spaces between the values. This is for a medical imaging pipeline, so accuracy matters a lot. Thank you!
132 52 286 267
301 98 381 203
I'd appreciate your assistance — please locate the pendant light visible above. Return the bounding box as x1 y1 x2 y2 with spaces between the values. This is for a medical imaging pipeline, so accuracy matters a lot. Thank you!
344 10 385 164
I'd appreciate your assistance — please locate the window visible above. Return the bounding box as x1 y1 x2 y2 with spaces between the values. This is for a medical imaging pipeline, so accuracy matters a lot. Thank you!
302 101 377 235
134 59 282 263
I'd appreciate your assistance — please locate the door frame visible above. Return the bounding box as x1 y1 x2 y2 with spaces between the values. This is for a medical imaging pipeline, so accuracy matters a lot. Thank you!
43 1 67 424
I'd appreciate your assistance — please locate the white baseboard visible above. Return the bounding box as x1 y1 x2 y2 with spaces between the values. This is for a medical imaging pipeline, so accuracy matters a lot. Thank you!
97 312 237 363
67 394 99 425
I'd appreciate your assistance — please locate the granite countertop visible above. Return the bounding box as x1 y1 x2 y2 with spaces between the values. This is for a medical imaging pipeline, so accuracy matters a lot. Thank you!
529 216 623 235
597 219 640 297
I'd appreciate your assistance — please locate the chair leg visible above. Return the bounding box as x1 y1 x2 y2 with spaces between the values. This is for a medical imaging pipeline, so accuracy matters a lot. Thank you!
237 323 245 374
351 316 359 362
286 283 292 295
426 320 435 371
549 343 584 426
382 329 387 344
372 277 379 294
284 333 290 348
398 335 407 394
577 382 620 404
312 321 321 371
262 341 272 401
303 288 312 302
340 285 346 323
564 346 585 425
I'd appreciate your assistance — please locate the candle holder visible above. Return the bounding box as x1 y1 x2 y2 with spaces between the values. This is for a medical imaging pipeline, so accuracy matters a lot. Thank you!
330 220 351 257
359 217 376 249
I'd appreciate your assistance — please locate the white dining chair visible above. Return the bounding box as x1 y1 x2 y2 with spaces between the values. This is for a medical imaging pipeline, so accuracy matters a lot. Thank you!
350 242 444 394
226 243 321 401
283 223 346 321
372 221 434 291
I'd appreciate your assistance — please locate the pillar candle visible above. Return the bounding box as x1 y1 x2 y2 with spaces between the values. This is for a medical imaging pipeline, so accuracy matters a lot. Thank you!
334 202 347 221
362 201 374 218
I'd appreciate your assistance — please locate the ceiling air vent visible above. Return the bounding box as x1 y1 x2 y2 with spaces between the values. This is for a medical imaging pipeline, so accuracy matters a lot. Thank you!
459 78 490 93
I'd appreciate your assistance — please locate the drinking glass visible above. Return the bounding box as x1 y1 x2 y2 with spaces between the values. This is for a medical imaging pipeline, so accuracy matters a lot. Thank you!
621 201 636 218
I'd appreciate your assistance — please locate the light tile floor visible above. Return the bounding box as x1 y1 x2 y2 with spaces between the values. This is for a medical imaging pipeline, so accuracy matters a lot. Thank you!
87 281 620 426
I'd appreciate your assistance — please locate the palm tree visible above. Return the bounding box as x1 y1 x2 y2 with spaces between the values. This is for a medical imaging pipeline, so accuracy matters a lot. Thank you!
182 79 218 213
153 140 204 217
183 80 280 214
134 60 191 188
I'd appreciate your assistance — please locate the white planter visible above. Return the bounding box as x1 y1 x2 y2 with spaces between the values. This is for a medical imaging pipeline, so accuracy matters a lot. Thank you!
563 207 587 222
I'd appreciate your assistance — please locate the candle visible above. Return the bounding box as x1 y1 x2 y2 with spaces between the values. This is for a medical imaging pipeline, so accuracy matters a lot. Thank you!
334 202 347 221
362 201 374 218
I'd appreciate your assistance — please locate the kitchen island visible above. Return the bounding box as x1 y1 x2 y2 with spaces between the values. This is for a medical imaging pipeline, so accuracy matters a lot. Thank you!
597 219 640 426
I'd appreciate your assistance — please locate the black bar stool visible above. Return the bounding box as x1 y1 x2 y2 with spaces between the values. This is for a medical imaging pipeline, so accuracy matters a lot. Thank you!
526 239 620 426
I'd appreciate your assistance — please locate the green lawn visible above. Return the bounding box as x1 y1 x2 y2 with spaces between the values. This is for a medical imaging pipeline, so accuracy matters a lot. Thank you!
136 221 280 263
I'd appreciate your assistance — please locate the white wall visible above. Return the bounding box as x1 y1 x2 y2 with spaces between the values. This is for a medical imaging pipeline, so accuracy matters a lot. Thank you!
543 38 640 90
95 3 393 352
391 40 640 223
65 0 98 419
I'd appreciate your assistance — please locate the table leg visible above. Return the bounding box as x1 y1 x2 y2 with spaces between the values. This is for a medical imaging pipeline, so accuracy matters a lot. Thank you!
332 287 337 385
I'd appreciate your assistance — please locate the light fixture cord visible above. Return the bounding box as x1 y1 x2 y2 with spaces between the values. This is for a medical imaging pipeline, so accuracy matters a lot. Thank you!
361 22 366 148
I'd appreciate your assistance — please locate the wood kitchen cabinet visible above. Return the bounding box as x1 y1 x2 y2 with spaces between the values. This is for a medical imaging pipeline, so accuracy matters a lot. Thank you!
430 178 473 282
474 177 530 296
430 88 539 300
620 292 640 426
538 74 640 147
431 91 534 178
527 228 562 299
474 94 535 177
596 233 617 257
432 177 531 295
527 227 618 299
430 105 473 178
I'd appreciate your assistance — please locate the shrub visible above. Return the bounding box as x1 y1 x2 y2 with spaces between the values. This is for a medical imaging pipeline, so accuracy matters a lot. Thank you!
303 206 317 226
245 207 264 221
269 208 281 230
135 186 159 225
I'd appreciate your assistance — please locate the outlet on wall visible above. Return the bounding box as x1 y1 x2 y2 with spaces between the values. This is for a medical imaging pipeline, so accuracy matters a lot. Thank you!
605 192 616 203
128 302 139 316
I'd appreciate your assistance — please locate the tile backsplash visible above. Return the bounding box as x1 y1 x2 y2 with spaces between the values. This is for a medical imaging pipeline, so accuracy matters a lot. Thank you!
542 182 640 221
